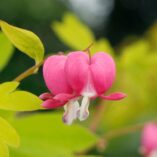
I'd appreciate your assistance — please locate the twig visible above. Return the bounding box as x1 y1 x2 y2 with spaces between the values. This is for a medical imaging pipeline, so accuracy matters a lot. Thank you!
13 52 66 82
83 43 94 60
13 61 44 82
78 120 157 156
83 43 94 52
89 100 106 132
104 122 145 140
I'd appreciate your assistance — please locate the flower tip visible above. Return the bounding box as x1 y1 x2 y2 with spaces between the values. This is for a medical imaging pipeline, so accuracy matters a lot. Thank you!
41 100 52 109
78 110 89 121
62 101 80 125
62 115 72 125
100 92 127 101
39 93 53 101
78 96 90 121
39 94 45 100
118 92 127 99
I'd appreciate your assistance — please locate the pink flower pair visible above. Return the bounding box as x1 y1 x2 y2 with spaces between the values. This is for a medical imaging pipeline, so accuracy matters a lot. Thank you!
141 123 157 157
40 51 126 124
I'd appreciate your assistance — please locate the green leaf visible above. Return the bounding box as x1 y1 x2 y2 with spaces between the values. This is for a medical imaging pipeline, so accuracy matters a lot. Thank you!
0 116 20 148
120 39 149 68
0 82 19 95
10 113 98 157
0 32 14 71
91 38 114 56
52 13 114 55
0 82 43 111
0 142 9 157
52 13 95 50
0 20 44 64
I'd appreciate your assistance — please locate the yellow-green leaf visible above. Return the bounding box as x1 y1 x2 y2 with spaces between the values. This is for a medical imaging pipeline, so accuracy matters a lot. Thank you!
11 113 98 157
0 117 20 148
0 82 19 95
120 39 149 67
91 38 114 55
0 32 14 71
0 20 44 64
52 13 95 50
52 13 114 55
0 82 43 111
0 142 9 157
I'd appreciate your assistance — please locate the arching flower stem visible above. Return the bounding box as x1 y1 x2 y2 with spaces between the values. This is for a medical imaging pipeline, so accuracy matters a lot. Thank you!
13 61 44 82
83 43 94 62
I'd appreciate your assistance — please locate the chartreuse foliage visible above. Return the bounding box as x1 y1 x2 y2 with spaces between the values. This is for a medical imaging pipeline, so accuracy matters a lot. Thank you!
10 113 98 157
0 20 44 64
0 82 43 111
0 82 43 157
0 117 20 157
0 21 45 157
0 19 100 157
0 142 9 157
0 32 14 71
52 13 114 55
0 117 20 148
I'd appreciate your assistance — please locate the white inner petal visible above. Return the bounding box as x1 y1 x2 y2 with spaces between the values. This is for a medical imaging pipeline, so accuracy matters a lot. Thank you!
82 71 96 97
79 96 90 121
63 101 80 125
149 150 157 157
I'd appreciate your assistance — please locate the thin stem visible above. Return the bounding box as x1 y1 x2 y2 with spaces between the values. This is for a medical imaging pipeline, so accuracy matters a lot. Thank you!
13 52 64 82
13 61 44 82
78 120 157 156
83 43 94 59
89 100 106 132
104 122 145 140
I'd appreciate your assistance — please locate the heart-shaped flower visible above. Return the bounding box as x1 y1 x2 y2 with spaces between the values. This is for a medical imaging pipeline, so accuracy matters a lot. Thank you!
40 51 126 125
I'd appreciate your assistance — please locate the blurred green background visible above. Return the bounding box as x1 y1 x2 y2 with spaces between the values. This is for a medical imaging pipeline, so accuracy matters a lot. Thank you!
0 0 157 95
0 0 157 157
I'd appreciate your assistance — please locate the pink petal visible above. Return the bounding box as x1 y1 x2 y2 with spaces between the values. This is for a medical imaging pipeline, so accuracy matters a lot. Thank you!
141 123 157 155
43 55 73 95
39 93 53 100
100 92 127 100
90 52 116 95
65 51 89 94
53 93 78 102
42 99 65 109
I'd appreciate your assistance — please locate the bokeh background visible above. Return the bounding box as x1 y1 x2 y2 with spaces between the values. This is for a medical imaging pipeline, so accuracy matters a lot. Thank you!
0 0 157 157
0 0 157 95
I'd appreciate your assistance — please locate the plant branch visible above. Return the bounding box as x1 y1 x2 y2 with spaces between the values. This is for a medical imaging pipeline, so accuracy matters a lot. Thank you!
89 100 106 132
83 43 94 60
13 61 44 82
78 120 157 156
103 122 145 140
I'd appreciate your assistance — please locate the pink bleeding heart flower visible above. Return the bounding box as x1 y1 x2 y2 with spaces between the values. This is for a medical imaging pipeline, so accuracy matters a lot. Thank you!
140 123 157 157
40 51 126 125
